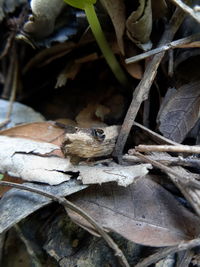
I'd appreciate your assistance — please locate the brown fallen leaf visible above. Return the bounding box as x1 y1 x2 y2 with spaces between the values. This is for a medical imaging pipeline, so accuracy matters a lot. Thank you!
124 61 143 80
126 0 152 50
0 121 65 146
157 81 200 143
100 0 126 54
67 176 200 247
76 103 109 128
123 41 143 79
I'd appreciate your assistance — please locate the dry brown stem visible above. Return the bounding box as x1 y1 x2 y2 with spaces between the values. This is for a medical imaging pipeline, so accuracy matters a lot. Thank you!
136 144 200 154
170 0 200 24
125 33 200 64
135 238 200 267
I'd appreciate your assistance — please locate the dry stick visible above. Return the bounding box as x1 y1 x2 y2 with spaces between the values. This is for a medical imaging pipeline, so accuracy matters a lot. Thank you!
135 238 200 267
5 57 18 120
1 52 15 99
136 144 200 154
170 0 200 24
168 49 174 77
0 53 18 129
0 181 130 267
0 33 15 60
134 152 200 216
0 54 18 129
125 33 200 64
132 151 200 189
113 6 188 162
176 249 194 267
167 167 200 217
123 154 200 168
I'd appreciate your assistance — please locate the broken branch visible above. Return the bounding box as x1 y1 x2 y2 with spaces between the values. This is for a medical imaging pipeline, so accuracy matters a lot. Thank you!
136 144 200 154
125 33 200 64
170 0 200 24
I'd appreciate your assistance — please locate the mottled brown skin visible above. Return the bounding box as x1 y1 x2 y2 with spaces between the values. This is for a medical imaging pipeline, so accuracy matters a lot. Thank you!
23 0 65 39
62 126 120 159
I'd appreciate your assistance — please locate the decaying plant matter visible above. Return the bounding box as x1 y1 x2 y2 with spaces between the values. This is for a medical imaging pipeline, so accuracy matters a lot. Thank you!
1 0 200 266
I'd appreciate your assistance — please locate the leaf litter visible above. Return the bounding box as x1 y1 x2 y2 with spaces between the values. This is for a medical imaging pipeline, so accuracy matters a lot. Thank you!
1 0 200 266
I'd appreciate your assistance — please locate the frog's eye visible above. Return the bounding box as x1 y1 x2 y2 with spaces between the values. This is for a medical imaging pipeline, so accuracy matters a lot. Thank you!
92 129 105 142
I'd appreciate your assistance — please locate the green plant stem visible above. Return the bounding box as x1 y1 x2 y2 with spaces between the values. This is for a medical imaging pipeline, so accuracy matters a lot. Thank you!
84 4 128 87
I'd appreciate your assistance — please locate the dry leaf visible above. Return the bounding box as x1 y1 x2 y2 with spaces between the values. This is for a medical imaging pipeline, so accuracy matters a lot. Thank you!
55 61 81 88
0 121 65 146
0 180 87 234
76 103 109 128
67 177 200 246
100 0 126 54
123 41 143 79
124 62 143 80
78 164 152 186
0 135 151 187
126 0 152 50
0 136 73 185
157 81 200 143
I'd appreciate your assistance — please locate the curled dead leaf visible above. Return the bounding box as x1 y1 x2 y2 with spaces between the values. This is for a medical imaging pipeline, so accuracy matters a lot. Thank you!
157 81 200 143
67 177 200 246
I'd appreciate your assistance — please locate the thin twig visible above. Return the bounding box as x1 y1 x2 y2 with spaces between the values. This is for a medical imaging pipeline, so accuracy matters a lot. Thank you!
136 144 200 154
133 122 178 145
125 33 200 64
168 166 200 217
0 181 130 267
135 238 200 267
176 249 194 267
0 50 18 129
5 55 18 120
1 50 15 99
113 5 188 161
132 151 200 189
123 153 200 168
0 33 15 60
170 0 200 24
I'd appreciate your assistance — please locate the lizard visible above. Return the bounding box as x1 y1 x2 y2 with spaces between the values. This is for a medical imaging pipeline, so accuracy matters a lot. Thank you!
23 0 66 39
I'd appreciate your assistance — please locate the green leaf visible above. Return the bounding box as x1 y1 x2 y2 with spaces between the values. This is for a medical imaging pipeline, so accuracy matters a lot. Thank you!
0 174 4 180
63 0 96 10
